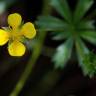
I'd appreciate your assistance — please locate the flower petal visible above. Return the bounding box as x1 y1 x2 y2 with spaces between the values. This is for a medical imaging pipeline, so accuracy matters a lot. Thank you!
0 29 9 46
8 13 22 28
21 22 36 39
8 41 26 56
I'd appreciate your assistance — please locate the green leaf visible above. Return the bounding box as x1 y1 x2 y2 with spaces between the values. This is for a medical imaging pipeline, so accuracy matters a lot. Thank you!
80 31 96 45
51 0 72 22
74 0 93 23
53 38 73 68
75 38 90 75
75 38 89 65
36 15 68 31
52 31 69 40
77 20 94 30
83 52 96 77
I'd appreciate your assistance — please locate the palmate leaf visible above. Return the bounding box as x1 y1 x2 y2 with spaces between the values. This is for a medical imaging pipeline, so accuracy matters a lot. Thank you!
77 20 94 30
80 31 96 45
51 0 72 22
52 31 69 40
36 15 68 31
74 0 94 23
75 38 89 65
52 38 73 68
83 52 96 77
75 38 90 76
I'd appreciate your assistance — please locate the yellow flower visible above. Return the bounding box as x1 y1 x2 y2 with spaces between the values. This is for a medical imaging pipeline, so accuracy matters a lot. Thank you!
0 13 36 56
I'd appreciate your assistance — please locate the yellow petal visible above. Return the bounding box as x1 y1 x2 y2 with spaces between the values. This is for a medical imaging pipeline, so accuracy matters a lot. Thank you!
8 41 26 56
21 22 36 39
0 29 9 46
8 13 22 28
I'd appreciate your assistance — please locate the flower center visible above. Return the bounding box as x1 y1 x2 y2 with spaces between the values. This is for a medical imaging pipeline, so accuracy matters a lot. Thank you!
9 28 22 41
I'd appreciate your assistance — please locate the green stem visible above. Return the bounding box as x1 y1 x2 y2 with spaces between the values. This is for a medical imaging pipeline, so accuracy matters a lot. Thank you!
9 0 51 96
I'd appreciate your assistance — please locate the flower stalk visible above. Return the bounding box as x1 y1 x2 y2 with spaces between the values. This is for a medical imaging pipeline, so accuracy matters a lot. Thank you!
9 0 51 96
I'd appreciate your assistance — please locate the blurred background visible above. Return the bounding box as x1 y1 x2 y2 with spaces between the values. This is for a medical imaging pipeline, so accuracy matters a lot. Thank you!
0 0 96 96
